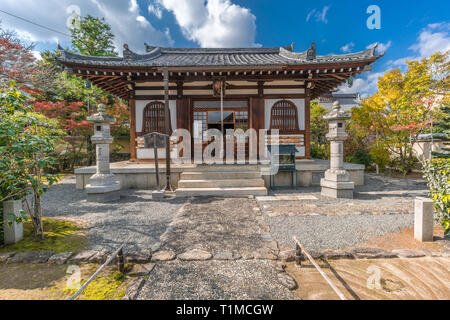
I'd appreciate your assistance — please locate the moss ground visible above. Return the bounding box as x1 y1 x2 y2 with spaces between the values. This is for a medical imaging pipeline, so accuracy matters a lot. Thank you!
0 218 88 254
0 263 135 300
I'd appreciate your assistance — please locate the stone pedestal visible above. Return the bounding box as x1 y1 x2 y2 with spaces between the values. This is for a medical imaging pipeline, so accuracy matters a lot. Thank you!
85 104 121 203
3 199 24 244
320 101 355 199
414 197 434 242
152 190 164 201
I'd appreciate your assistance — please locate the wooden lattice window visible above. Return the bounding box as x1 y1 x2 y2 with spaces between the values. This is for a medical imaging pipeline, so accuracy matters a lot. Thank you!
270 100 299 133
142 101 172 134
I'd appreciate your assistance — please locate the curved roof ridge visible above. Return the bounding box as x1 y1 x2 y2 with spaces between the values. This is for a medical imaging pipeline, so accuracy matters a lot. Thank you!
279 44 383 61
54 42 383 67
158 46 288 54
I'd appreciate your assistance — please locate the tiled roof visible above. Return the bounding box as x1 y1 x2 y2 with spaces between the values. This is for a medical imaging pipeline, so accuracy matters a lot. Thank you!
55 43 383 68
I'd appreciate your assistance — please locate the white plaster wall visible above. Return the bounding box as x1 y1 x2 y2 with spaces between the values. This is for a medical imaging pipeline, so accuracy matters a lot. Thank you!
264 88 305 94
137 148 178 159
227 89 258 95
135 90 178 96
264 98 305 130
135 100 177 132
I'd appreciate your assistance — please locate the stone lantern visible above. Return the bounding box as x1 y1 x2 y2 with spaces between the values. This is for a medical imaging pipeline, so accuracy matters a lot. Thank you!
320 101 354 199
85 104 121 202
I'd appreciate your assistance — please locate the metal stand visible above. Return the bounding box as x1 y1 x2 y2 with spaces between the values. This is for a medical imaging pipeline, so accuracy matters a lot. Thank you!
144 132 172 192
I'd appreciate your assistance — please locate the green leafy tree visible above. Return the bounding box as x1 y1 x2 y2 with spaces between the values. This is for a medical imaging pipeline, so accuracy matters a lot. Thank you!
31 16 129 170
71 15 117 57
310 101 329 159
0 83 64 239
352 51 449 174
431 103 450 159
422 159 450 236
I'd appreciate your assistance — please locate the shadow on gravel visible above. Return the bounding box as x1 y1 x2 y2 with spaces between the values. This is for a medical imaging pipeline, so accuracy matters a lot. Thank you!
40 176 186 252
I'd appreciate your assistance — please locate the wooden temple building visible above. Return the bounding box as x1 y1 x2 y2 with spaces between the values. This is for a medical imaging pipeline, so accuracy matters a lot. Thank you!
56 42 383 196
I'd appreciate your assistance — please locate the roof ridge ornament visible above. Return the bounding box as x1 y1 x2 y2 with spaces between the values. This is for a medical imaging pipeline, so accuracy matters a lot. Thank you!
306 42 316 61
56 44 67 59
144 42 156 53
369 42 378 56
123 44 136 61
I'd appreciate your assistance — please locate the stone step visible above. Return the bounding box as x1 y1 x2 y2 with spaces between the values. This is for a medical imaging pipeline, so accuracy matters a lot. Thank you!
178 179 265 188
176 187 268 198
183 164 262 172
181 171 261 180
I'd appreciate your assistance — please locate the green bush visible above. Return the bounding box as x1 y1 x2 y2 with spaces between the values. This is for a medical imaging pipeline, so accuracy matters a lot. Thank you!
422 158 450 236
0 203 3 246
347 149 372 167
311 142 329 160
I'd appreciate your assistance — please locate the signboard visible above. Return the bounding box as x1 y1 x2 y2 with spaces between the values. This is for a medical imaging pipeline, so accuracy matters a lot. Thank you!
143 133 167 148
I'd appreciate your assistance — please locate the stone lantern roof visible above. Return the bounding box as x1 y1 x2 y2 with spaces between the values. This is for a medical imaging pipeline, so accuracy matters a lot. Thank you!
323 101 351 121
87 104 116 123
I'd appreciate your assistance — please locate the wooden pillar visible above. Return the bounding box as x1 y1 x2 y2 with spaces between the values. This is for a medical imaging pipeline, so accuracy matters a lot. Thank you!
129 95 137 161
250 96 265 159
163 68 172 191
176 95 190 159
305 88 311 159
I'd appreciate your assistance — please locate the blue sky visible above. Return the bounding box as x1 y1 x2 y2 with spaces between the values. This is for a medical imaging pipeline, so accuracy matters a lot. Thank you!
1 0 449 95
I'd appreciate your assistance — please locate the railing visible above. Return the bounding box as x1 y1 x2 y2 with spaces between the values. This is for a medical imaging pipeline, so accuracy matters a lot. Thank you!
69 239 129 300
293 237 347 300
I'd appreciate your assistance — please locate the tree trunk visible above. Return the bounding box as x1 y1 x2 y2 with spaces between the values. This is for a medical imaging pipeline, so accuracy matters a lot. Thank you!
30 192 44 239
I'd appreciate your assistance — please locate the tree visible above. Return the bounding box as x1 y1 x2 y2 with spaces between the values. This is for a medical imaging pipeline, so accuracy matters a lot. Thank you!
0 83 64 239
31 14 129 169
431 101 450 159
422 159 450 236
71 15 117 57
0 23 38 88
352 51 449 173
310 101 329 159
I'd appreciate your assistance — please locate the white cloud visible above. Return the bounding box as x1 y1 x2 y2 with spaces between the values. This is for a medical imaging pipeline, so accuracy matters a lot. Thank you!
338 72 384 97
409 23 450 57
340 42 354 53
148 3 163 19
366 41 392 55
306 6 330 24
0 0 173 54
340 23 450 97
157 0 259 48
384 22 450 71
128 0 138 13
136 16 150 27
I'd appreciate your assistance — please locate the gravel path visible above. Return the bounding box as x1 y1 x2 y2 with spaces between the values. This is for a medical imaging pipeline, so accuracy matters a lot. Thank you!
41 175 186 252
135 197 297 300
136 260 298 300
159 197 270 255
266 213 415 251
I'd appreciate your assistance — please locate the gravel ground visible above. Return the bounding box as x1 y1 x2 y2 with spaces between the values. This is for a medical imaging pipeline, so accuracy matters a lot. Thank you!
266 213 415 251
40 175 186 252
136 260 298 300
159 197 269 255
263 174 428 216
262 174 429 251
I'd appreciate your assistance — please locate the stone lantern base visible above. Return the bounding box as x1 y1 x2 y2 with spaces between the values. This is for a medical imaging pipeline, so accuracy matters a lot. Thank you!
320 169 355 199
86 173 121 203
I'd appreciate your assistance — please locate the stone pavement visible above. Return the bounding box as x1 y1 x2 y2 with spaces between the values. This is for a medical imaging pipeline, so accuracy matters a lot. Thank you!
131 197 299 300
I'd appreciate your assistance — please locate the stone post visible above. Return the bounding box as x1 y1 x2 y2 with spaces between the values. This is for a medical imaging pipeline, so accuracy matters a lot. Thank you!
3 199 24 244
85 104 121 202
320 101 355 199
414 197 434 242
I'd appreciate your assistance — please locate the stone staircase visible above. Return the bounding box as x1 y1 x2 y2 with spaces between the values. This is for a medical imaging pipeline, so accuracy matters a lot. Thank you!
176 165 268 198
